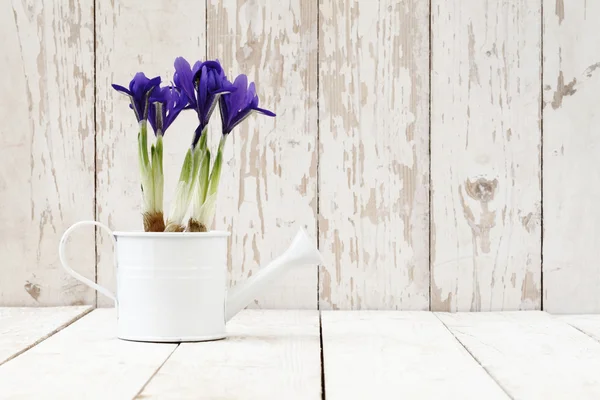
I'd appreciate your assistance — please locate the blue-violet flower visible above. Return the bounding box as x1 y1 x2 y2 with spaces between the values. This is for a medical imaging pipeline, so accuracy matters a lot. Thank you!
112 72 161 121
173 57 236 146
219 74 275 135
148 86 189 135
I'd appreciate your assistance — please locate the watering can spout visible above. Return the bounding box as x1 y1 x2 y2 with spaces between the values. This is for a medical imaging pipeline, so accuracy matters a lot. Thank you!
225 228 323 321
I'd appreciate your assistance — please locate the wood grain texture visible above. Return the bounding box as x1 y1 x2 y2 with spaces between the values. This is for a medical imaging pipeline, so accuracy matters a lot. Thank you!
543 0 600 313
437 311 600 399
318 0 430 310
0 306 91 365
139 310 321 399
95 0 206 306
207 0 318 308
559 315 600 342
0 1 95 305
430 0 542 311
0 308 176 399
321 311 508 399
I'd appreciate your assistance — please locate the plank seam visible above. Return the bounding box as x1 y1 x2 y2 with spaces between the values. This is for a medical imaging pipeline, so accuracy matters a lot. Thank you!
563 322 600 344
539 0 545 312
93 0 98 307
133 343 179 399
316 0 321 311
0 307 94 368
319 311 326 400
427 0 433 312
433 313 515 400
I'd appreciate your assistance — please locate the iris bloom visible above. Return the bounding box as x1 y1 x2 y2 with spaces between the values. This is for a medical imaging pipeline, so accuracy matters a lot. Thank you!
112 57 276 233
219 74 276 135
173 57 236 147
165 58 236 231
187 74 275 232
112 73 167 232
112 73 161 121
148 86 189 136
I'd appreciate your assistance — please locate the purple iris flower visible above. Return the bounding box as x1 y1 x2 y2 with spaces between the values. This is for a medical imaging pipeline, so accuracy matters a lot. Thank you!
112 72 161 121
219 74 276 135
173 57 236 146
173 57 202 111
148 86 189 135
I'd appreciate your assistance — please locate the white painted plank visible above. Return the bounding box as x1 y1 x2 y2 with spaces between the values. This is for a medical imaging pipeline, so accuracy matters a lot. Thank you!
318 0 430 310
543 0 600 313
438 311 600 399
0 306 91 365
1 0 95 305
138 310 321 399
207 0 318 308
430 0 542 311
321 311 508 399
95 0 206 306
559 315 600 342
0 308 176 399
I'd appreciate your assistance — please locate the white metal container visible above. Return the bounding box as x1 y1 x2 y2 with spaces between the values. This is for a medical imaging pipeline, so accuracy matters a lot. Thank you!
59 220 323 342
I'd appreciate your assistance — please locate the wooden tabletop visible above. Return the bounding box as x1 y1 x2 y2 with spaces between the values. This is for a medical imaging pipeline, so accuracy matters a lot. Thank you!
1 307 599 399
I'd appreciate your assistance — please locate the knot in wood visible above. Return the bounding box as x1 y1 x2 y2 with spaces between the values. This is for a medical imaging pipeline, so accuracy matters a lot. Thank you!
465 178 498 202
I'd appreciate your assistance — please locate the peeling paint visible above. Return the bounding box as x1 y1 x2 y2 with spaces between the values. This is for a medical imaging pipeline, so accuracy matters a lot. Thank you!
24 281 41 301
555 0 565 24
521 271 540 302
551 71 577 109
460 178 498 253
584 62 600 78
520 212 537 233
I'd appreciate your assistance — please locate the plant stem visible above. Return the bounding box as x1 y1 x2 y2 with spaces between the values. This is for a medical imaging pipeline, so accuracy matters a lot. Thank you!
208 135 227 197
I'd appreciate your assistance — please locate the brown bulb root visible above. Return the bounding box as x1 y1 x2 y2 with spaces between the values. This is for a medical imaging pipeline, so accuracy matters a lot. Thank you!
143 211 166 232
187 218 208 232
164 222 185 232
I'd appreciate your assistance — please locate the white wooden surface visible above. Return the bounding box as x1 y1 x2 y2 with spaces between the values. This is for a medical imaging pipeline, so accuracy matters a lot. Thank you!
438 311 600 399
430 0 542 311
0 306 90 365
559 315 600 342
95 0 206 306
1 0 95 305
543 0 600 313
321 311 508 399
0 308 176 399
208 0 318 309
318 0 430 310
2 309 600 398
139 310 321 399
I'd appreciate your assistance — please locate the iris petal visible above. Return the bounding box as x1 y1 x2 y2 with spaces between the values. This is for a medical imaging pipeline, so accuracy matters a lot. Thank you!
173 57 197 109
219 74 275 134
111 84 131 95
112 73 161 122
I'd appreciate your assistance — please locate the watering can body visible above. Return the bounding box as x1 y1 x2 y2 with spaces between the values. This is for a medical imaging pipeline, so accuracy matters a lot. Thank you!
59 221 322 342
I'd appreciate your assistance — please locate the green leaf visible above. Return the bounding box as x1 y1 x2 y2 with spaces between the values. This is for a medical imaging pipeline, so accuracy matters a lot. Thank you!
208 136 227 197
178 148 193 183
198 126 208 152
140 121 149 167
156 135 164 175
198 149 211 204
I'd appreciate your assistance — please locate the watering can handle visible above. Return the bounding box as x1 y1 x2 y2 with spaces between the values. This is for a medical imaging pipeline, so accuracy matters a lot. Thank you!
59 220 117 304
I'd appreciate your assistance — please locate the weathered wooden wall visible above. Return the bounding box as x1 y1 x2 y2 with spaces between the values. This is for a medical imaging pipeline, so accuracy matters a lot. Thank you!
318 0 430 310
1 0 95 306
2 0 598 312
430 0 542 311
543 0 600 313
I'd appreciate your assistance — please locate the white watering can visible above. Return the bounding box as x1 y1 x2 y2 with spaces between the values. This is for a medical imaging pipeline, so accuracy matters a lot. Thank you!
59 221 323 342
